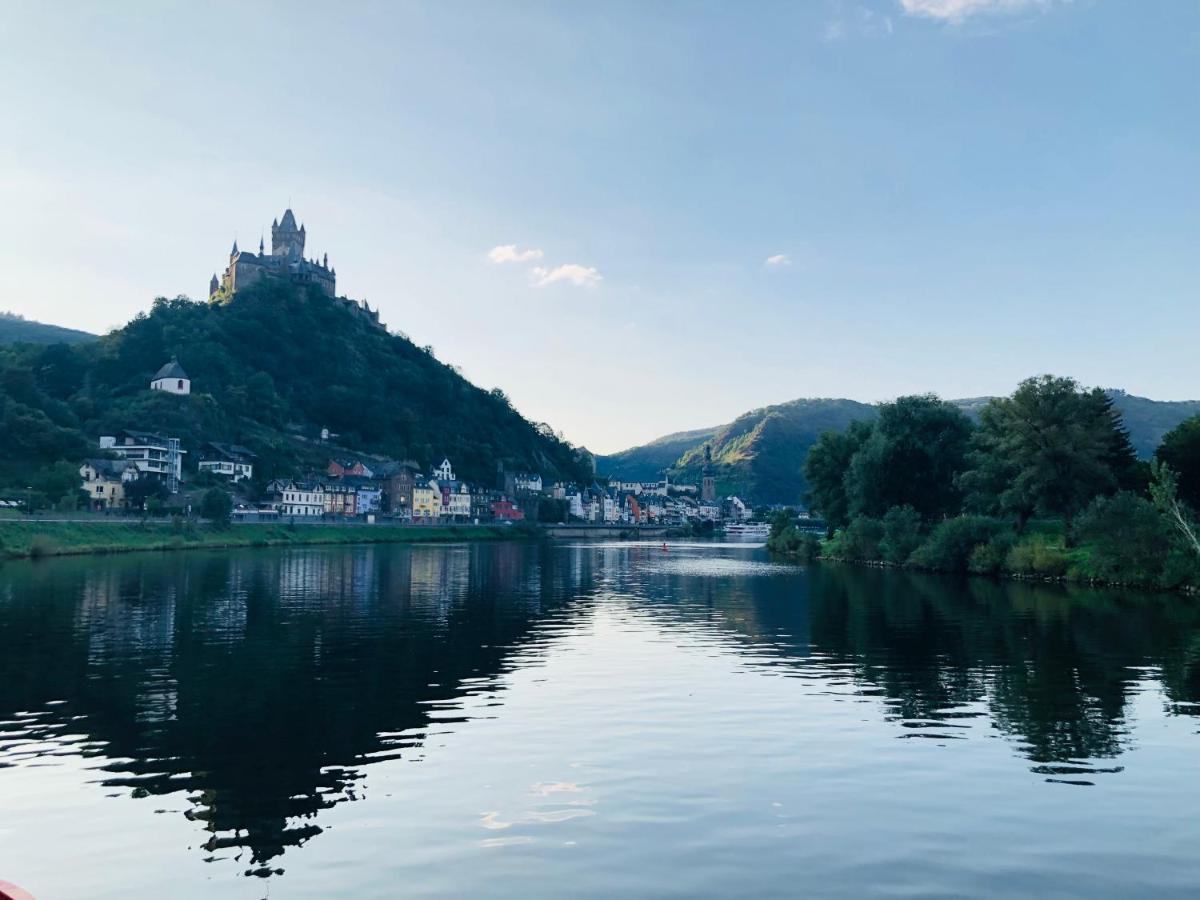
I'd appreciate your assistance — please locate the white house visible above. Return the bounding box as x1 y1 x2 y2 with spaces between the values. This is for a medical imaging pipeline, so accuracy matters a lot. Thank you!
433 458 455 482
276 481 325 517
448 482 472 520
99 431 185 491
197 442 255 482
150 358 190 395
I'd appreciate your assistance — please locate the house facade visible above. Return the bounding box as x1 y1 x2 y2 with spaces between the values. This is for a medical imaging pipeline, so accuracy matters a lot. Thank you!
198 442 256 482
99 431 185 491
80 459 140 511
150 358 190 395
275 481 325 517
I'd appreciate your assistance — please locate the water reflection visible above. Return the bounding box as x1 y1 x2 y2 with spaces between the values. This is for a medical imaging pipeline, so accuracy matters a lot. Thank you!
0 541 1197 880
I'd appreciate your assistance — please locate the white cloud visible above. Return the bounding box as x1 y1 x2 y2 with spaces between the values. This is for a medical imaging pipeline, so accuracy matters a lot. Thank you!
530 264 602 288
487 244 544 264
899 0 1055 23
765 254 792 267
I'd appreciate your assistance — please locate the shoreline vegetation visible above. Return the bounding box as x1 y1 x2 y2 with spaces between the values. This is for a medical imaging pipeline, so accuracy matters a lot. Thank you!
0 520 533 561
767 375 1200 596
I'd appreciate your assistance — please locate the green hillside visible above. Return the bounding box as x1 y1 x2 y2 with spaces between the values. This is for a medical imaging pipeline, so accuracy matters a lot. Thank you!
596 426 719 481
605 391 1200 506
670 399 878 504
0 312 97 346
0 282 591 499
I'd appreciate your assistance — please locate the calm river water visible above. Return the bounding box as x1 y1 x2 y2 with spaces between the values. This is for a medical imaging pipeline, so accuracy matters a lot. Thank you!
1 540 1198 898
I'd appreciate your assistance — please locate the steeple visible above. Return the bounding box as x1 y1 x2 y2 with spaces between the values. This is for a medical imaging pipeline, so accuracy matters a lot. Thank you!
209 273 219 297
259 235 264 255
323 252 328 268
271 208 305 257
230 239 238 257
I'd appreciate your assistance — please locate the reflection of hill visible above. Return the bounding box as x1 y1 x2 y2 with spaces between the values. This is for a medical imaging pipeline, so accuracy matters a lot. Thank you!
618 550 1200 773
0 543 597 866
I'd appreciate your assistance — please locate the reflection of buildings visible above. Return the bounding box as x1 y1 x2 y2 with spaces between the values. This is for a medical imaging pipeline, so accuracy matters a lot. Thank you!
2 546 1199 874
0 543 600 869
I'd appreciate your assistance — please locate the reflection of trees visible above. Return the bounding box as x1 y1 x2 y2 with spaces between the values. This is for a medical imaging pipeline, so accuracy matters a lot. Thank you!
628 555 1200 768
0 542 595 867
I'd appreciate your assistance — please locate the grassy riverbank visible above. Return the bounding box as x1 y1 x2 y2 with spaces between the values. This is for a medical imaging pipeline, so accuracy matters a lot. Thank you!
768 518 1199 593
0 520 525 560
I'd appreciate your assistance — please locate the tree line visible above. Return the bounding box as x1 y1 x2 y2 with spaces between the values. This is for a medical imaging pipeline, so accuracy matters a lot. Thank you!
769 375 1200 589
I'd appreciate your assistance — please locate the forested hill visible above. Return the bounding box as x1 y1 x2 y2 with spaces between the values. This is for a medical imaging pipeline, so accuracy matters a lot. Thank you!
0 312 96 346
604 390 1200 505
0 282 591 491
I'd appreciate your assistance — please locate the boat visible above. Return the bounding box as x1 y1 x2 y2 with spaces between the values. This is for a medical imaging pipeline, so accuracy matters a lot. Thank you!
722 522 771 539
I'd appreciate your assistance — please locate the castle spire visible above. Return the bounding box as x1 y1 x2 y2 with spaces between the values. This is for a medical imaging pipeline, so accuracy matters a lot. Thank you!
231 239 238 256
259 235 264 254
323 252 328 268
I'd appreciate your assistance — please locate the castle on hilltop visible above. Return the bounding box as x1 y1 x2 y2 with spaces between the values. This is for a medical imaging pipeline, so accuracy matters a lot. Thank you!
210 208 336 301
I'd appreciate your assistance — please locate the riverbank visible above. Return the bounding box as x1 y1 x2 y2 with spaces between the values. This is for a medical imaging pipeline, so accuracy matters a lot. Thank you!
767 522 1199 595
0 520 526 560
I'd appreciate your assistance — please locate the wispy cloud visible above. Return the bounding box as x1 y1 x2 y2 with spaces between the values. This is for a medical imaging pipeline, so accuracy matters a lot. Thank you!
899 0 1055 23
823 2 894 41
487 244 544 264
765 254 792 267
530 264 602 288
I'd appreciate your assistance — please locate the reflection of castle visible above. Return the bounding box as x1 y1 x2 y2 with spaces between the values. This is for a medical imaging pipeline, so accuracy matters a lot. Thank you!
210 208 336 300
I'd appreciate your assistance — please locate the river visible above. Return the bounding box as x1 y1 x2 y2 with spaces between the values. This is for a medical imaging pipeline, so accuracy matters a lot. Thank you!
1 541 1197 897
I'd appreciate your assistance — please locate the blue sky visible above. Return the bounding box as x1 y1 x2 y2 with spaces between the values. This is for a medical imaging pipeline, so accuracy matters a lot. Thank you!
1 1 1196 453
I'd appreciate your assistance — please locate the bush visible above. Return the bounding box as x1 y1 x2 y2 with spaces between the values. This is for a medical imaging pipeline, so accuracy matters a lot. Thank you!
909 516 1006 572
880 505 923 564
28 534 59 559
1005 534 1069 577
200 488 233 529
767 525 822 561
967 531 1017 575
1071 491 1173 584
825 516 884 561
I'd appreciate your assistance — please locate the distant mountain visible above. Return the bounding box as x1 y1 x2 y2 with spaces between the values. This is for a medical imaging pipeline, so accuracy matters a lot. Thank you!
597 426 719 481
0 312 96 346
601 390 1200 505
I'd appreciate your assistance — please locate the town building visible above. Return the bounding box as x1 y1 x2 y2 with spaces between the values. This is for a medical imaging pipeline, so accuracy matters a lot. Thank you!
701 444 717 503
492 498 524 522
412 480 440 520
197 442 256 482
272 480 325 517
150 358 190 395
322 480 358 517
80 459 140 511
99 431 185 492
433 458 455 482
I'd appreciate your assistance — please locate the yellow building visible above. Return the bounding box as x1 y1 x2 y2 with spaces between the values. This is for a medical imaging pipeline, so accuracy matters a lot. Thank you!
412 481 440 520
80 459 139 511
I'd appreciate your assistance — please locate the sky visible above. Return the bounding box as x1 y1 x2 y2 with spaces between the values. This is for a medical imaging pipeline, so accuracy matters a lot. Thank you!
1 1 1196 454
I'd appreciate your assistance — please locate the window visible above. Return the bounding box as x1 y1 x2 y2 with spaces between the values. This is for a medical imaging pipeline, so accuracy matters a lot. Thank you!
178 380 184 389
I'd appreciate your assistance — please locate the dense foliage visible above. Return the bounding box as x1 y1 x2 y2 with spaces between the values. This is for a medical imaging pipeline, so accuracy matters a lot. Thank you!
789 376 1200 590
604 388 1197 507
0 283 592 502
1156 415 1200 511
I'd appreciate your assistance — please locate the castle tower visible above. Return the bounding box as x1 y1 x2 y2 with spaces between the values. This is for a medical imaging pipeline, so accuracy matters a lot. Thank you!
209 273 219 298
701 444 717 502
271 208 305 258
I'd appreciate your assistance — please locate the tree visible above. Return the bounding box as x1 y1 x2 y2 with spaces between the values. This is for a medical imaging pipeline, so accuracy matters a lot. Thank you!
959 376 1136 529
126 478 170 513
843 395 973 522
803 421 871 531
1156 415 1200 511
1149 460 1200 558
200 488 233 528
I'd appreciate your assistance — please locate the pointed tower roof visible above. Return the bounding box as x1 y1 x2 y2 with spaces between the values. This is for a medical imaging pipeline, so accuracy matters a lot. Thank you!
279 208 298 230
231 239 239 255
154 357 189 381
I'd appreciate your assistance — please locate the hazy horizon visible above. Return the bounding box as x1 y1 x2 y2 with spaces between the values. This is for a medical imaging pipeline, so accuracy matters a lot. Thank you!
2 1 1196 454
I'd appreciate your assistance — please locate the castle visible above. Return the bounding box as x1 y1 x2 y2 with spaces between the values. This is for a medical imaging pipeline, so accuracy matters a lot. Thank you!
210 208 336 301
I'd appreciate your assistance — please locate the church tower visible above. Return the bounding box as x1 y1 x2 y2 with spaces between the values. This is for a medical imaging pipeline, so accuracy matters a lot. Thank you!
271 208 306 257
701 444 717 502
